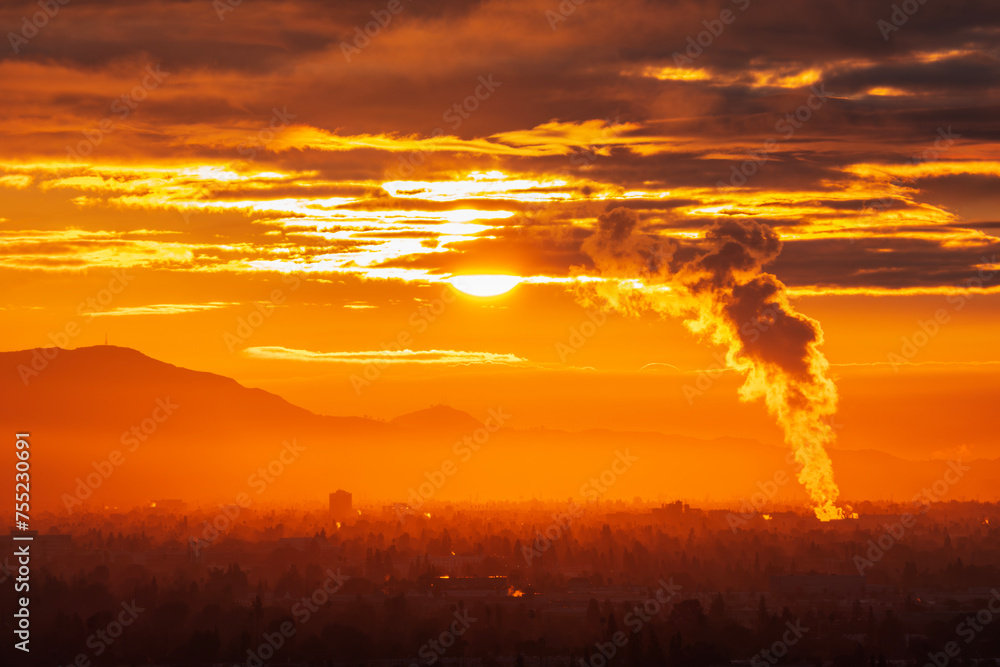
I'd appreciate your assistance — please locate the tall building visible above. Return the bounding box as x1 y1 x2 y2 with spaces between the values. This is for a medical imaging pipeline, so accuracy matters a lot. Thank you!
329 490 352 521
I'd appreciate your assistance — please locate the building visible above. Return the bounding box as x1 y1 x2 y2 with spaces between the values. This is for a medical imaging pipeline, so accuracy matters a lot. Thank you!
652 501 691 519
329 490 353 521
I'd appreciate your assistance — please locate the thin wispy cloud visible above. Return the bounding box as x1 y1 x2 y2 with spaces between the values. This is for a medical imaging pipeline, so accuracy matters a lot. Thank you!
243 346 529 365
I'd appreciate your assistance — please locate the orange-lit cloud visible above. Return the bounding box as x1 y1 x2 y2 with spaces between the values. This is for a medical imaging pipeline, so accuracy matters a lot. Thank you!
244 346 529 365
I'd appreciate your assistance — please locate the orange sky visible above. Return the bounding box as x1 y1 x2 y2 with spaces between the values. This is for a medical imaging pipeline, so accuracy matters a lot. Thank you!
3 0 1000 465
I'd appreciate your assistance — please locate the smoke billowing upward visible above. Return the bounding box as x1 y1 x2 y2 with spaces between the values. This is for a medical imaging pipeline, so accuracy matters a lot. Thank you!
581 207 848 521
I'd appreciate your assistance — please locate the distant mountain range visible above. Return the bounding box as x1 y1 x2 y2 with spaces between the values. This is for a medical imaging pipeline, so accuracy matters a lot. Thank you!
2 346 997 513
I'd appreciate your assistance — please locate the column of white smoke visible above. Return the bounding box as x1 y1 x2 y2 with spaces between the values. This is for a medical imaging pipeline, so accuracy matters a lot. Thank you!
578 207 847 520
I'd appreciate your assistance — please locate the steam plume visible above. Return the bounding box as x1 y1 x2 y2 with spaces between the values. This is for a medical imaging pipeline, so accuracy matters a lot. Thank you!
580 207 847 520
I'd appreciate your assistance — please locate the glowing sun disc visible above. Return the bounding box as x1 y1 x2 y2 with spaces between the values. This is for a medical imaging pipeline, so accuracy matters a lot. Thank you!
449 274 522 297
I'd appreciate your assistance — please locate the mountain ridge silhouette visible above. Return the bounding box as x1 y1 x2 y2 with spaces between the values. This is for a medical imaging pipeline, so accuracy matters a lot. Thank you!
3 346 996 511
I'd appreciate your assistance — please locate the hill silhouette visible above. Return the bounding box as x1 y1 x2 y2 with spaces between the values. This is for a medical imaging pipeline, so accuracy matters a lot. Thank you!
4 345 381 433
2 346 997 513
390 404 485 434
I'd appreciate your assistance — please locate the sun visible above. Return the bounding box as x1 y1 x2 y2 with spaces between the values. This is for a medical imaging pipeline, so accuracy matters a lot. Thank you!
448 274 522 297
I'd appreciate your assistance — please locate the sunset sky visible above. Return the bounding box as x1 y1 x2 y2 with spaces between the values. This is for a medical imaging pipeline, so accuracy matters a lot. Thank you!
3 0 999 462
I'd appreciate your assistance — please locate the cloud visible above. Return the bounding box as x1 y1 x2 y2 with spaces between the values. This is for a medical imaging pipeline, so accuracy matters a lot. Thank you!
0 0 998 295
243 346 529 365
85 302 239 317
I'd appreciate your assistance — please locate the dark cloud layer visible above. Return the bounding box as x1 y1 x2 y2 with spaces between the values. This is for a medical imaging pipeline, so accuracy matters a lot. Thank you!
1 0 998 292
